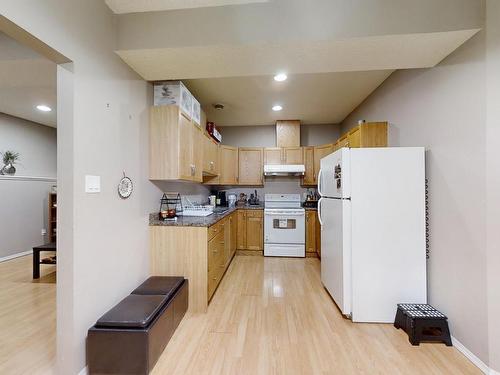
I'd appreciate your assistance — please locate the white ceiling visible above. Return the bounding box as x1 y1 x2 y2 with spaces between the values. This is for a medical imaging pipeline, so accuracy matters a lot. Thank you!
0 32 57 127
184 70 393 126
105 0 268 14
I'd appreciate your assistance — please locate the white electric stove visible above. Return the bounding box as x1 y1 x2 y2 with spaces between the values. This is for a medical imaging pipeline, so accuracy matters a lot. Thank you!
264 194 305 257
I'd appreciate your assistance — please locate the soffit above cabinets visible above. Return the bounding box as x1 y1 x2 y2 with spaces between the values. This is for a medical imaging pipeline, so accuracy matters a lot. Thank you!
116 29 479 81
105 0 268 14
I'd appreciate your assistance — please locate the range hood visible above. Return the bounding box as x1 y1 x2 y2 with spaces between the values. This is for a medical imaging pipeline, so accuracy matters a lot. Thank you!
264 164 305 176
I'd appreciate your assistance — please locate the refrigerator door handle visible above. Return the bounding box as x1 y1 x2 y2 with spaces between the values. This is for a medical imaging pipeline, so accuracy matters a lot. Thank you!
317 168 324 197
317 197 324 226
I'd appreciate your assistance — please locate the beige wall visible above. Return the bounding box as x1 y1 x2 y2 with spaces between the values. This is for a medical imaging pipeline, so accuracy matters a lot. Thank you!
219 124 340 147
341 27 495 368
486 0 500 371
0 1 160 374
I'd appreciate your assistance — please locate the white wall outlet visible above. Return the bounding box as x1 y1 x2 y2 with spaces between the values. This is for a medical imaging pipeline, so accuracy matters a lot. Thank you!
41 229 47 236
85 175 101 193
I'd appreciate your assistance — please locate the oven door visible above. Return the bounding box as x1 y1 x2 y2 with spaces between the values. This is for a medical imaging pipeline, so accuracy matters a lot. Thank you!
264 209 305 245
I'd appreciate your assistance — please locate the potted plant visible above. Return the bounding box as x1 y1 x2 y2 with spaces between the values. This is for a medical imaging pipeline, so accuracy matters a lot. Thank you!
1 151 20 175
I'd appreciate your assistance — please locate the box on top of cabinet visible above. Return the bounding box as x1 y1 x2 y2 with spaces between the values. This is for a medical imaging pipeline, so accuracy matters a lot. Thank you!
191 96 201 127
154 81 193 119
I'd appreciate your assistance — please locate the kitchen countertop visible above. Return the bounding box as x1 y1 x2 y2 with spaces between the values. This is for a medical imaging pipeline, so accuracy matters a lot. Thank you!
304 206 318 211
149 204 264 227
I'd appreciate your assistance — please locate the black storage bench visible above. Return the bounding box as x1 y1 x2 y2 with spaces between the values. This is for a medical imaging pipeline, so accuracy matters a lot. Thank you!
87 277 188 375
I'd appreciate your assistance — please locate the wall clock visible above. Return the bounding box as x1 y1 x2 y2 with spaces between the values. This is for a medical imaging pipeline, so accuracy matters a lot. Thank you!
118 173 133 199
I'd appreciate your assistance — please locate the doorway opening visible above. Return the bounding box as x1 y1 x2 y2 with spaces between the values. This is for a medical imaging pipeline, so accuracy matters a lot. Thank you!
0 17 71 374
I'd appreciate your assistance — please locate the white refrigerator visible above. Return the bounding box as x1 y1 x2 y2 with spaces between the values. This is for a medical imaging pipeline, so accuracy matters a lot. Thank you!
318 147 427 323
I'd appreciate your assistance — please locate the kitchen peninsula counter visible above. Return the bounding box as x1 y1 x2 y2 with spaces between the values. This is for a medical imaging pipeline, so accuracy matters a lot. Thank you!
149 204 264 227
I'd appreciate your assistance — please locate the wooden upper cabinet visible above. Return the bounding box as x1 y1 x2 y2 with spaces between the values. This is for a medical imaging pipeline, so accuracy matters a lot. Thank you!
202 133 219 176
178 112 194 180
238 147 263 186
337 121 388 149
302 146 315 186
264 148 282 165
358 122 388 147
313 143 334 181
348 127 361 148
192 124 203 181
276 120 300 147
337 134 349 149
283 147 303 164
306 210 316 253
264 147 303 165
218 145 238 185
245 210 263 251
150 105 202 182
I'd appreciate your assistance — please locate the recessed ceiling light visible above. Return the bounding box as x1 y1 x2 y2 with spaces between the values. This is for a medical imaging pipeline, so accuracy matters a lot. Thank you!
272 105 283 111
274 73 287 82
36 105 52 112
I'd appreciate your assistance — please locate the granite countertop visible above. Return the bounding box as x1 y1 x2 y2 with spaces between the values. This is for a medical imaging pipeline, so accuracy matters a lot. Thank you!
150 204 264 227
304 206 318 211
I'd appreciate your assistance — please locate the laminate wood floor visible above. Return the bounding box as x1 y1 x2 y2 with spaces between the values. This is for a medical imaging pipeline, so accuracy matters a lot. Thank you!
0 254 479 375
0 255 56 375
152 255 480 375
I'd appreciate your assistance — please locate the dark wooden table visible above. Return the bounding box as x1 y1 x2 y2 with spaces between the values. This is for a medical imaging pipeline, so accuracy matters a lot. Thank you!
32 242 56 279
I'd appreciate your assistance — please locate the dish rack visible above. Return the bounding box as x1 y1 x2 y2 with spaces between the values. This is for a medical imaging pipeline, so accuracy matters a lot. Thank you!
179 205 214 217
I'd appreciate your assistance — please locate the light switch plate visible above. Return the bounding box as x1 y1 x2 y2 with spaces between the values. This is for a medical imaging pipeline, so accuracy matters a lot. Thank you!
85 175 101 193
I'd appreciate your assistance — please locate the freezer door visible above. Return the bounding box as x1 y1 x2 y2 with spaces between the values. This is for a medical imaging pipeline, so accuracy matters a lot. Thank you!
319 148 350 199
320 197 351 316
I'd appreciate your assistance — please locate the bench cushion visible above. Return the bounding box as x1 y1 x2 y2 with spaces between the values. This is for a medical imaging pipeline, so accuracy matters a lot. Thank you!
132 276 184 300
95 294 167 329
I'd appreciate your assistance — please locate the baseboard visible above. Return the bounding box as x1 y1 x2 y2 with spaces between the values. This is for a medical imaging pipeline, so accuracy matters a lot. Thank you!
78 366 88 375
451 336 491 374
0 250 32 263
236 250 263 256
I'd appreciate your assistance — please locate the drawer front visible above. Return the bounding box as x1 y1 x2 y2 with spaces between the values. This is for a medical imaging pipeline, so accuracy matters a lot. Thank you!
208 221 223 241
245 210 263 218
208 264 223 300
208 231 224 272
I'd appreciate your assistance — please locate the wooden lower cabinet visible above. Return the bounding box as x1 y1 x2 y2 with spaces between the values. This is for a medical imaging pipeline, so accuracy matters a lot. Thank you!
305 210 321 258
150 212 237 313
246 210 264 251
306 210 317 254
236 210 247 250
315 211 321 258
236 209 263 252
